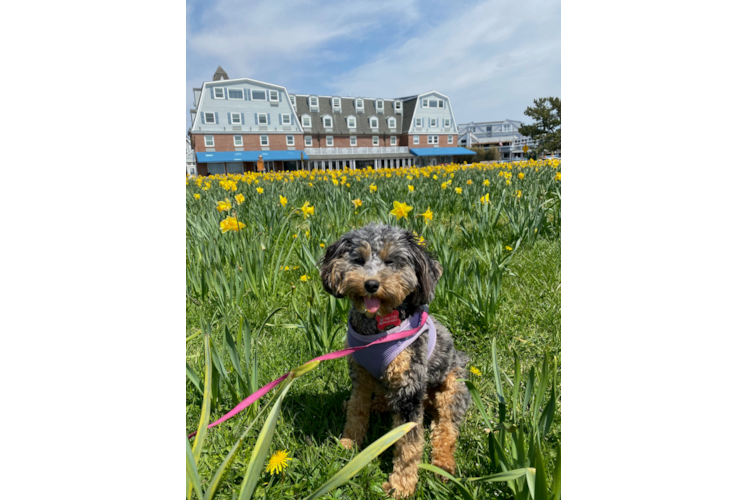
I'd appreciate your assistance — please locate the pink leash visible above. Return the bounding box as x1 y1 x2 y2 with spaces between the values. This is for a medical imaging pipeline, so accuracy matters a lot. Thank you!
188 311 428 438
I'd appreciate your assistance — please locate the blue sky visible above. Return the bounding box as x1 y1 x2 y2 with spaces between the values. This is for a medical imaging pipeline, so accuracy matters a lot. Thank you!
186 0 560 132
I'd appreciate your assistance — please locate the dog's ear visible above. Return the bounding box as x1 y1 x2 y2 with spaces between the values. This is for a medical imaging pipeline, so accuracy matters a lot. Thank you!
318 235 352 298
406 233 443 305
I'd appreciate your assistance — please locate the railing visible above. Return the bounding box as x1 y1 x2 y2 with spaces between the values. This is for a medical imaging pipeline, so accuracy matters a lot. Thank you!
304 146 410 156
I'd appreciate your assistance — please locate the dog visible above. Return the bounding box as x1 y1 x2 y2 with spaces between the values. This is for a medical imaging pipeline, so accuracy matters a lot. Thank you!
319 223 470 498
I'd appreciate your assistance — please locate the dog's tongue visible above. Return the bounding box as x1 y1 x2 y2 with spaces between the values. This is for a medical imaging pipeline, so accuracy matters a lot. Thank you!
364 297 381 313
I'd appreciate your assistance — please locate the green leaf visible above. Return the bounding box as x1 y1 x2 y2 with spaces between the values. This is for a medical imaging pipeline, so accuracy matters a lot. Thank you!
551 443 561 500
187 436 204 499
533 445 549 500
187 363 204 396
467 468 529 483
463 380 492 428
418 463 475 500
304 422 417 500
237 378 294 500
192 327 212 463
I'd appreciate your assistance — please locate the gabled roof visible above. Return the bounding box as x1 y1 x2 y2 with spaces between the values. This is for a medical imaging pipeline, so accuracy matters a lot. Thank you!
213 65 229 81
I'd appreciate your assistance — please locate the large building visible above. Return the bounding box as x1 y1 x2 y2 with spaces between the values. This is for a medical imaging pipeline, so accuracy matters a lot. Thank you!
457 120 536 161
189 67 474 175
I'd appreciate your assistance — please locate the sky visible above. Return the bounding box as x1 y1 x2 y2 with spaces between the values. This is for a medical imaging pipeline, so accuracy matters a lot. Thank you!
186 0 560 132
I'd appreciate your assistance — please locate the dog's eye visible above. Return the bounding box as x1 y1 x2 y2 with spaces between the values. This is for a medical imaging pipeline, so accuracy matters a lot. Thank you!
353 257 365 265
384 259 394 266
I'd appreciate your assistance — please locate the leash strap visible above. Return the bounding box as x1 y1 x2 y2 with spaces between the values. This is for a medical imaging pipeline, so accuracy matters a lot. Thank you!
188 311 429 438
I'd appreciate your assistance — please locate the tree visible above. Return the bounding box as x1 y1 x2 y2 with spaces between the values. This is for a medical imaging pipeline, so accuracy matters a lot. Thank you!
518 97 561 155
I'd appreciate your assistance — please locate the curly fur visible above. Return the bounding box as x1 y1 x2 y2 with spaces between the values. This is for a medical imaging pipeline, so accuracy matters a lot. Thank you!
319 223 471 498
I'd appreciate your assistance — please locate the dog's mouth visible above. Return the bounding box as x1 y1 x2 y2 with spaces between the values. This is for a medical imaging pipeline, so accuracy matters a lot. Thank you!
363 296 381 314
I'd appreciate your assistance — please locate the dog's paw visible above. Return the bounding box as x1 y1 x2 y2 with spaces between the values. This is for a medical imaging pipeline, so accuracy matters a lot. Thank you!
339 437 355 450
383 474 417 498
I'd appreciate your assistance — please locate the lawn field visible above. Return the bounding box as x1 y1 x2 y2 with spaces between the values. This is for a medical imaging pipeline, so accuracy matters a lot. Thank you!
186 160 561 499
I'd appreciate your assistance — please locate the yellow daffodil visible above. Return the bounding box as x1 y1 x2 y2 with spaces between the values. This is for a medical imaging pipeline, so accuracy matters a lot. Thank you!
518 172 525 179
506 179 512 185
193 194 200 200
219 216 246 233
265 450 291 475
299 201 314 219
470 367 482 376
320 243 325 248
455 187 462 194
390 200 413 220
467 180 473 185
305 230 310 237
235 193 245 204
480 193 490 204
516 190 522 198
216 199 232 212
441 182 448 190
408 185 414 192
556 172 561 181
300 275 309 282
419 207 433 224
369 184 377 193
280 195 287 207
256 187 264 194
433 175 438 180
483 179 490 186
352 198 363 208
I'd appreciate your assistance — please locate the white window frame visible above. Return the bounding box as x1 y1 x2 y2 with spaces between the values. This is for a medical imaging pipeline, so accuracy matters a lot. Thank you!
394 100 402 111
421 98 428 108
438 99 444 108
301 115 311 128
332 97 341 109
388 117 396 128
390 136 397 146
204 112 216 124
269 90 279 102
251 89 267 101
355 98 364 110
260 135 269 146
227 88 244 100
231 113 242 125
304 136 313 147
429 118 437 127
413 135 420 144
347 116 356 128
415 117 422 127
429 99 438 108
309 96 319 109
372 136 379 146
370 117 379 129
257 113 268 125
204 135 215 147
428 135 439 145
444 118 451 127
289 95 296 106
326 136 334 147
323 116 333 128
376 100 384 111
286 135 295 146
448 135 454 144
234 135 243 147
281 113 291 125
350 136 357 146
213 87 225 99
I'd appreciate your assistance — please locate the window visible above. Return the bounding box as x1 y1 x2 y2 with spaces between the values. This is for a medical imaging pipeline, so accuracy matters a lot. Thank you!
370 117 379 128
302 115 311 128
286 135 295 146
438 100 444 108
388 117 396 128
376 100 384 111
448 135 453 144
394 101 401 111
413 135 420 144
355 99 364 110
269 90 279 102
228 88 243 100
421 98 428 107
332 97 341 109
251 90 267 100
350 136 357 146
214 87 225 99
234 135 243 147
204 135 214 147
444 118 451 127
204 112 216 124
347 116 356 128
231 113 242 125
257 113 268 125
429 99 437 108
390 136 397 146
281 114 291 125
428 135 439 144
326 136 334 146
309 96 318 108
430 118 438 127
260 135 269 146
323 116 333 128
305 136 312 147
372 136 379 146
415 117 422 127
290 95 296 106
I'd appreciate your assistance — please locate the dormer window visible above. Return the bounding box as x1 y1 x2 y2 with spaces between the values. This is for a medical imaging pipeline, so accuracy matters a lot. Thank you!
376 99 384 113
301 115 311 128
322 115 333 128
309 96 319 111
394 100 402 112
370 117 379 129
347 116 356 128
214 87 225 99
290 95 297 109
332 97 341 110
387 117 396 128
355 99 364 112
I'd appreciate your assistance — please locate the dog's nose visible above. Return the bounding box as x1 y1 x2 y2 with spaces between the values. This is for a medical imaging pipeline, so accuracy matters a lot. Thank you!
364 280 380 293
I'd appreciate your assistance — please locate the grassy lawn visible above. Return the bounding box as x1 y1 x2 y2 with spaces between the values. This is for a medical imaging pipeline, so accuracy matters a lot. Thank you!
186 161 561 499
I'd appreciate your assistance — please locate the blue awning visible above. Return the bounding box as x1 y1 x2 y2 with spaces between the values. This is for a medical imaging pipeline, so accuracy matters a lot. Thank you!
409 147 476 157
196 150 308 163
